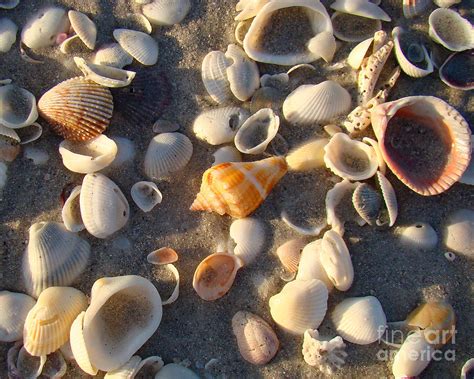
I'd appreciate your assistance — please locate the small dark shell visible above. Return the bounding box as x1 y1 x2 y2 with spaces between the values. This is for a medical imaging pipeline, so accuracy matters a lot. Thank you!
352 183 382 225
439 50 474 91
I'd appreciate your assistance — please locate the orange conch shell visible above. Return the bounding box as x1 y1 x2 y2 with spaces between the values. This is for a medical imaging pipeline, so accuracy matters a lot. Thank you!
190 156 287 218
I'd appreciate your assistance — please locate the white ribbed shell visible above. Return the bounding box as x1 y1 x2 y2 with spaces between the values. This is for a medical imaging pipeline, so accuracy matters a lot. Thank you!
229 217 265 266
70 311 98 375
0 291 35 342
94 43 134 68
113 29 158 65
0 18 17 53
376 171 398 227
234 108 279 154
68 10 97 49
142 0 191 26
201 50 233 104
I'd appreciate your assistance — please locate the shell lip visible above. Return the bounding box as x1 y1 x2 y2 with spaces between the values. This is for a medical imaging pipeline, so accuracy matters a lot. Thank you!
439 50 474 90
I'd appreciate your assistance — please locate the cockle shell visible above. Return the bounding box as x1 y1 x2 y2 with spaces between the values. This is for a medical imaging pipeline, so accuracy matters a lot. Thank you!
193 252 244 301
330 0 391 22
201 51 233 104
80 173 130 238
269 279 328 335
113 29 158 65
22 222 91 298
399 222 438 250
302 329 347 375
144 132 193 179
62 185 84 232
371 96 472 196
403 0 431 18
38 77 113 141
0 291 35 342
0 18 17 53
331 12 381 43
428 8 474 52
155 364 199 379
225 44 260 101
70 311 98 375
276 238 305 273
147 247 178 265
296 240 334 291
286 138 329 171
392 331 433 378
74 57 136 88
23 286 88 356
142 0 191 25
320 230 353 291
352 183 381 225
0 0 19 9
230 217 265 265
68 10 97 50
212 146 242 166
94 43 134 68
0 85 38 129
234 108 279 154
190 156 288 218
232 311 279 365
439 50 474 91
375 171 398 227
131 181 163 212
332 296 387 344
444 209 474 257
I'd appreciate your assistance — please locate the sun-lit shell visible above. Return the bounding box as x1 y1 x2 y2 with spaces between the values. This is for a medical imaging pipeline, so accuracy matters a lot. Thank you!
201 50 233 104
302 329 347 375
22 222 91 298
371 96 472 196
286 138 329 171
62 185 84 232
225 44 260 101
232 311 279 365
320 230 353 291
193 252 244 301
80 173 130 239
74 57 136 88
70 311 98 376
296 240 334 291
142 0 191 25
0 85 38 129
0 18 17 53
235 19 252 45
94 43 134 68
230 217 265 266
444 209 474 257
375 171 398 227
121 13 153 34
461 358 474 379
269 279 328 335
104 356 142 378
0 124 20 162
144 132 193 180
428 8 474 52
155 364 199 379
190 156 288 218
68 10 96 49
23 286 88 356
0 291 35 342
392 332 433 378
352 183 381 225
363 137 386 174
331 12 381 43
330 0 391 21
234 108 279 154
235 0 270 20
131 181 162 212
347 37 373 69
276 238 305 273
403 0 431 18
332 296 387 345
212 146 242 166
440 50 474 91
113 29 158 65
399 223 438 250
147 247 178 265
0 0 19 9
283 81 351 125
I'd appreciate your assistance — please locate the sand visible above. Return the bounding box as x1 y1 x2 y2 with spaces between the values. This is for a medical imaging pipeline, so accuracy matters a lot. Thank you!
0 0 473 378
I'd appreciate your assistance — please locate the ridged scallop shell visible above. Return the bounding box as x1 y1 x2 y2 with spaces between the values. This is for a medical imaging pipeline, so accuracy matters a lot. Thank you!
0 291 35 342
142 0 191 26
230 217 265 266
144 132 193 180
276 238 305 273
330 0 391 21
331 12 381 43
94 43 133 68
352 183 381 225
62 185 84 232
147 247 178 265
392 332 433 378
38 77 113 141
201 51 233 104
0 124 20 162
232 311 279 365
22 222 91 298
286 138 329 171
225 44 260 101
212 146 242 166
375 171 398 227
0 18 17 53
190 156 288 218
155 364 199 379
347 37 374 69
371 96 472 196
444 209 474 257
68 10 96 49
439 50 474 91
332 296 387 344
80 173 130 239
234 108 279 154
74 57 136 88
399 222 438 250
104 356 142 378
403 0 431 18
283 81 351 125
428 8 474 52
70 311 98 375
23 287 88 356
269 279 328 335
131 181 162 212
113 29 158 65
0 85 38 129
0 0 19 9
320 230 353 291
296 240 334 291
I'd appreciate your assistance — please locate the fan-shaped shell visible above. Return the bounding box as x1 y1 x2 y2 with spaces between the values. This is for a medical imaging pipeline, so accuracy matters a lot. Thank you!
234 108 279 154
296 239 334 291
332 296 387 344
62 185 84 232
331 12 381 43
0 291 35 342
286 138 329 171
144 132 193 180
201 50 233 104
74 57 136 88
320 230 353 291
113 29 158 66
330 0 391 21
155 364 199 379
352 183 381 225
22 222 91 298
147 247 178 265
439 50 474 91
225 44 260 101
444 209 474 257
0 18 17 53
403 0 431 18
392 332 433 378
70 311 98 375
94 43 134 68
0 85 38 129
399 222 438 250
230 217 265 266
68 10 96 50
142 0 191 26
428 8 474 52
131 181 162 212
276 238 305 273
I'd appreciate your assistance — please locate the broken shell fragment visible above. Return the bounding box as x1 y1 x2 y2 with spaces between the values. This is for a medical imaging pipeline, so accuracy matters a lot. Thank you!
74 57 136 88
330 0 391 22
399 222 438 250
70 311 98 376
276 238 305 273
94 43 134 68
155 364 199 379
0 85 38 129
142 0 191 26
68 10 97 50
0 291 35 342
428 8 474 52
439 50 474 90
302 329 347 375
444 209 474 257
392 331 433 378
0 18 17 53
131 181 162 212
8 342 46 379
147 247 178 265
286 138 329 171
320 230 353 291
62 185 84 232
134 356 164 378
234 108 279 154
352 183 381 225
113 29 159 65
347 37 374 69
201 50 233 104
104 355 142 378
235 0 270 21
225 44 260 101
230 217 265 266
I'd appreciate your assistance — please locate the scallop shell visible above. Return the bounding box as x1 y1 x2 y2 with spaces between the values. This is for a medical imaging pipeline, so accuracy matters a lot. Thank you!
269 279 328 335
38 77 113 141
392 331 433 378
230 217 265 266
131 181 163 212
201 51 233 104
0 291 35 342
332 296 387 344
74 57 136 88
113 29 158 66
212 146 242 166
192 252 244 301
276 238 305 273
232 311 279 365
235 0 270 21
375 171 398 227
225 44 260 101
320 230 353 291
22 222 91 298
283 81 351 125
94 43 134 69
144 132 193 180
444 209 474 257
147 247 178 265
62 185 84 232
0 85 38 129
0 0 19 9
403 0 431 18
347 37 374 69
461 358 474 379
142 0 191 25
234 108 279 154
70 311 98 376
352 183 381 225
399 222 438 250
68 10 96 49
371 96 472 196
155 364 199 379
331 12 381 43
286 138 329 171
0 124 20 162
439 50 474 91
23 286 88 356
104 356 142 378
80 173 130 239
0 18 17 53
296 239 334 291
190 156 288 218
428 8 474 52
330 0 391 21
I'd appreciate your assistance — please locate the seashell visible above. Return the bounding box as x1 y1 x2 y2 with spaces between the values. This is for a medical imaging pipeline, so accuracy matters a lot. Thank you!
201 51 233 104
250 86 286 114
8 342 46 379
70 311 98 376
225 44 260 101
147 247 178 265
62 185 84 232
134 356 164 378
83 275 163 371
347 37 374 69
403 0 431 18
68 10 96 49
235 0 270 21
283 81 351 125
363 137 386 174
0 161 7 190
331 12 381 43
73 57 136 88
371 96 472 196
306 30 337 63
332 296 387 344
23 222 91 298
110 137 135 168
229 217 265 265
16 122 42 145
0 18 17 53
190 156 288 218
428 8 474 52
330 0 391 22
38 348 67 377
193 252 244 301
0 124 20 162
193 107 249 145
0 291 35 342
296 240 334 291
269 279 328 335
23 286 88 356
59 134 118 174
94 43 134 69
444 209 474 257
21 7 70 50
399 222 438 250
143 132 193 180
270 133 289 156
261 72 289 89
324 133 378 181
352 183 381 225
439 50 474 90
324 124 342 137
152 119 180 134
234 108 279 154
375 171 398 227
280 210 327 237
0 85 38 129
0 0 19 9
302 329 347 375
232 311 279 365
286 138 329 171
131 181 163 212
212 146 242 166
242 0 334 65
104 356 142 378
121 13 153 34
235 19 252 45
392 331 433 378
59 34 86 55
80 173 130 238
155 364 199 379
434 0 461 6
461 358 474 379
113 29 158 66
38 77 114 141
276 238 305 273
142 0 191 26
320 230 353 291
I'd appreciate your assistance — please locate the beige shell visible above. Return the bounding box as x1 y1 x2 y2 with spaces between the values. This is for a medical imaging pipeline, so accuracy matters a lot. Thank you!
201 50 233 104
70 311 98 375
296 239 334 291
444 209 474 257
131 181 163 213
74 57 136 88
286 138 329 171
375 171 398 227
147 247 178 265
113 29 158 65
234 108 279 154
229 217 265 266
212 146 242 166
0 18 17 53
68 10 97 49
133 356 164 377
121 13 153 34
225 44 260 101
403 0 431 18
104 355 142 378
428 8 474 52
235 0 270 20
0 84 38 129
94 43 134 68
392 331 433 378
320 230 353 291
347 37 373 69
142 0 191 26
276 238 305 273
332 12 382 43
0 291 35 342
330 0 391 21
62 185 84 232
399 222 438 250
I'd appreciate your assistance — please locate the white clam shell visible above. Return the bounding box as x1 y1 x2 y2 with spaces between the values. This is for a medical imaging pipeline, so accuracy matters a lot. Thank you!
212 146 242 166
62 185 85 232
347 37 373 69
0 291 35 342
0 18 17 53
142 0 191 26
131 181 163 212
70 311 98 376
68 10 97 50
320 230 353 291
399 222 438 250
428 8 474 52
225 44 260 101
80 173 130 239
105 355 142 378
330 0 391 21
113 29 159 66
121 13 153 34
74 57 136 88
201 50 233 104
403 0 431 18
332 296 387 345
94 43 134 69
83 275 163 371
307 31 337 63
296 239 334 291
59 134 118 174
155 363 199 379
234 108 279 154
392 332 433 377
269 279 328 335
375 171 398 227
0 0 19 9
0 85 38 129
444 209 474 257
283 81 351 125
22 222 91 298
144 132 193 180
229 217 265 266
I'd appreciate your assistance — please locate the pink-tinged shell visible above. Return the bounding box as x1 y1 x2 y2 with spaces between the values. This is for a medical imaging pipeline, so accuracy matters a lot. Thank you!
276 238 306 272
147 247 179 265
371 96 472 196
232 311 279 365
190 156 288 218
